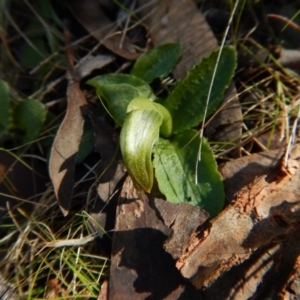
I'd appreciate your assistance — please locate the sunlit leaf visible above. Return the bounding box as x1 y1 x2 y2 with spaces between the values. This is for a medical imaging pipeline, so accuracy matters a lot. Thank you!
163 46 237 133
153 129 224 217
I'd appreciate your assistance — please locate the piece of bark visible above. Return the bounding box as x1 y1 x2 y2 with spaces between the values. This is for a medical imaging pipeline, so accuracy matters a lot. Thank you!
109 176 207 299
219 147 284 201
109 176 179 299
157 199 209 259
176 144 300 293
202 243 280 299
203 228 300 299
271 235 300 299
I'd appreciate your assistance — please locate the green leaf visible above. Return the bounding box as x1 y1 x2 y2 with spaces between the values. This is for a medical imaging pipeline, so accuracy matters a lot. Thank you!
13 99 47 143
163 46 237 133
87 74 155 125
153 129 224 217
0 80 10 133
120 109 163 192
130 43 181 83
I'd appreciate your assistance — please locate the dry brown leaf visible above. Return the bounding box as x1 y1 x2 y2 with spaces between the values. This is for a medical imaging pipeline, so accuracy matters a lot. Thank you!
98 280 108 300
45 278 69 299
76 54 115 79
219 147 284 201
204 83 243 147
138 0 218 79
49 76 87 215
69 0 141 60
174 144 300 297
102 32 141 61
68 0 114 41
85 112 119 182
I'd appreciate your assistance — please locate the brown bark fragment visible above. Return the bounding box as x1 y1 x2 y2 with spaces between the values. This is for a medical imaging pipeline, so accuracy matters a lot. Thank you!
109 176 208 299
177 145 300 296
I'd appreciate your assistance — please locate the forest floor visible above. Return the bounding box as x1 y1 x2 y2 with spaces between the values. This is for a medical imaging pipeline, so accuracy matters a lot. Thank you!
1 0 300 299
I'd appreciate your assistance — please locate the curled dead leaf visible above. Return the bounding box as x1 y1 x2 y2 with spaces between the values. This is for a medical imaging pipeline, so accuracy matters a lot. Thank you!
49 76 87 216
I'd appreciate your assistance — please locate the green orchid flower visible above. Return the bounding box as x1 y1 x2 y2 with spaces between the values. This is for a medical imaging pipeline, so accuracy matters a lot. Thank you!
120 97 172 192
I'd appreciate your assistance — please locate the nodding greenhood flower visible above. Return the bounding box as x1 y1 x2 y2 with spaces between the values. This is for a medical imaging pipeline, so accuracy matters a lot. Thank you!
120 97 172 192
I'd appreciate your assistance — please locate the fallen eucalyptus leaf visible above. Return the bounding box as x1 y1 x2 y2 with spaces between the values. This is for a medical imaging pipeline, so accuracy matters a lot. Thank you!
49 75 87 216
